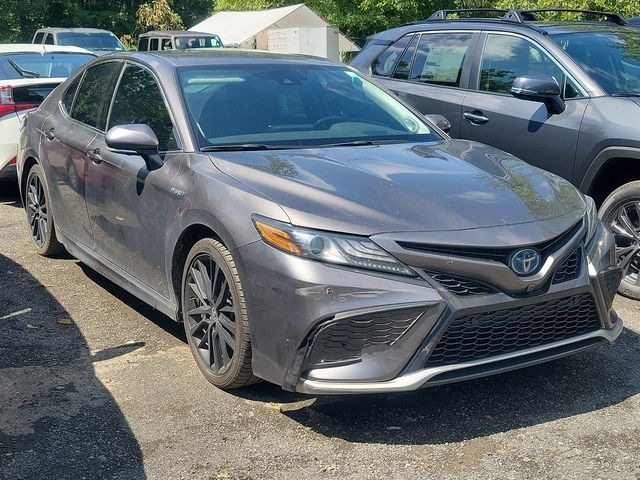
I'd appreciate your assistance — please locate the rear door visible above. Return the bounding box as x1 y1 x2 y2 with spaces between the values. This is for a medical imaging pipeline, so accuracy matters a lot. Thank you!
370 31 479 137
460 32 589 180
85 62 180 296
40 61 122 248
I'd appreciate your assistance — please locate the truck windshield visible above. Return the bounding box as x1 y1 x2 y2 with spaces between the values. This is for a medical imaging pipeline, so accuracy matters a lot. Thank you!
178 64 440 149
551 29 640 95
57 32 126 51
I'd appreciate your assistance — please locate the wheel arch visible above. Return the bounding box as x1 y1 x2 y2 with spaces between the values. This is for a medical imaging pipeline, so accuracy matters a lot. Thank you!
19 153 40 200
580 148 640 206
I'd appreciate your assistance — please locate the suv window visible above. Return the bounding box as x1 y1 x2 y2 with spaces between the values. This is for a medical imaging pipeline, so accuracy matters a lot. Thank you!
371 35 412 77
391 35 419 80
44 34 54 45
410 33 472 87
479 34 580 98
108 64 178 151
161 39 172 50
150 38 159 51
33 32 44 44
71 61 122 130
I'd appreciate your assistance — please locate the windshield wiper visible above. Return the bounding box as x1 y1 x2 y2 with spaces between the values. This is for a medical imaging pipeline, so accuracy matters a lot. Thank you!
201 144 302 152
317 139 408 147
611 92 640 97
8 59 40 78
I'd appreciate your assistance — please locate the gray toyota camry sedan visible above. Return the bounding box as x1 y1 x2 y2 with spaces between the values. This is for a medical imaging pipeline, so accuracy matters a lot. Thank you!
18 50 623 394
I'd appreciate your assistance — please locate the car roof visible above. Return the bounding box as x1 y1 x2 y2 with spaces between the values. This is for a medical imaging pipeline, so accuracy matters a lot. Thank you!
118 49 338 67
139 30 219 38
0 43 96 55
36 27 114 34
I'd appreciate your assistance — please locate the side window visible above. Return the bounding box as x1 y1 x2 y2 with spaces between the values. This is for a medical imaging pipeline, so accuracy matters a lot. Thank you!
371 35 412 77
33 32 44 44
161 39 172 50
150 38 159 51
138 38 149 51
72 62 122 130
411 33 473 87
391 35 419 80
61 75 82 114
479 34 581 98
108 64 178 151
44 34 54 45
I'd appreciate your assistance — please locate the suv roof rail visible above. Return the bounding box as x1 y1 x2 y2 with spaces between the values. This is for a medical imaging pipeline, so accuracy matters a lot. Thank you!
427 9 508 21
503 9 628 26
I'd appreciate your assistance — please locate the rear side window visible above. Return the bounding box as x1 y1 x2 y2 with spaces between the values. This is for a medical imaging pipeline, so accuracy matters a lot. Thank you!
411 33 472 87
44 34 54 45
138 38 149 51
391 35 419 80
71 61 122 130
33 32 44 44
108 64 178 151
62 75 82 114
371 35 412 77
161 39 172 50
150 38 159 51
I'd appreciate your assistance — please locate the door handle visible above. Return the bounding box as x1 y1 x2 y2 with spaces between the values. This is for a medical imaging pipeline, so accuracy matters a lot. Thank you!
43 128 55 140
463 111 490 125
86 147 103 164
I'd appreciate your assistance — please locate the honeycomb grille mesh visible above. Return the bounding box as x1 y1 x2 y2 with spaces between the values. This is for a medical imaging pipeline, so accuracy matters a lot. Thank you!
602 268 623 304
426 293 600 367
307 307 424 367
552 249 582 284
424 270 496 296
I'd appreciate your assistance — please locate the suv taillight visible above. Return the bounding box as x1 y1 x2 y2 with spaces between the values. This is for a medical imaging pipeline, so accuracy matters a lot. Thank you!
0 86 39 119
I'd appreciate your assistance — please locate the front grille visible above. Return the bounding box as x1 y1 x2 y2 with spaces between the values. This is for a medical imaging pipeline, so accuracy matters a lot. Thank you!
425 293 601 367
424 270 497 296
552 248 582 284
602 268 623 304
306 307 424 367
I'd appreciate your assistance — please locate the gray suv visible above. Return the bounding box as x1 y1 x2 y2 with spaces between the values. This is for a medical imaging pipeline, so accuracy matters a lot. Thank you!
350 8 640 300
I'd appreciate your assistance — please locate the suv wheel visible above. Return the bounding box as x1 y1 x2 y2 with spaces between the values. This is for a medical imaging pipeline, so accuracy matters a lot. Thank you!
24 164 65 257
600 181 640 300
180 238 259 389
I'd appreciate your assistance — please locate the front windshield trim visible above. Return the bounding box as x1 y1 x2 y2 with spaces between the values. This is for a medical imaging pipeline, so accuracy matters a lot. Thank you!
176 63 443 151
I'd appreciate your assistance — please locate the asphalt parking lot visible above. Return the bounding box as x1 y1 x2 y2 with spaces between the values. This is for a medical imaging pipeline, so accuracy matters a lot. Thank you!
1 177 640 480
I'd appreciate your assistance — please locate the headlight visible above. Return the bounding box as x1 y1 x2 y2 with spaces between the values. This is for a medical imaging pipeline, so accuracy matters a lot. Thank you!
252 215 415 277
584 195 599 242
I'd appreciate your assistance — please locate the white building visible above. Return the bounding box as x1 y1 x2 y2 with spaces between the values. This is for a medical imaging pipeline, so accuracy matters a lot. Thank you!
189 3 359 60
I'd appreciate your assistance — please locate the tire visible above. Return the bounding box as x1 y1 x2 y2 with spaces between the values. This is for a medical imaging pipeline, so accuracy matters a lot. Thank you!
180 238 259 389
24 163 65 257
599 180 640 300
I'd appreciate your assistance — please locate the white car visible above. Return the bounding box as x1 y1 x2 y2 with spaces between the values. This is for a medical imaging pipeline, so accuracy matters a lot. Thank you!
0 44 95 179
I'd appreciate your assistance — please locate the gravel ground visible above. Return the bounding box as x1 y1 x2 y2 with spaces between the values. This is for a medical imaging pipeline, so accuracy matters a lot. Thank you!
1 177 639 480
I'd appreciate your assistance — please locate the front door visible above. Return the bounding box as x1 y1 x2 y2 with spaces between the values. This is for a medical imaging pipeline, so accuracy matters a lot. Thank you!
85 62 180 296
460 32 589 181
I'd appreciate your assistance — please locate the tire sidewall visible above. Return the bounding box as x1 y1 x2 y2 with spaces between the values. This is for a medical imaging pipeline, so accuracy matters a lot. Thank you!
25 164 56 256
599 181 640 300
180 238 247 388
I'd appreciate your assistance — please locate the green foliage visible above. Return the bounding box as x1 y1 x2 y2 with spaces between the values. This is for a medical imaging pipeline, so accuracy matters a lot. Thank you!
136 0 184 33
470 0 640 18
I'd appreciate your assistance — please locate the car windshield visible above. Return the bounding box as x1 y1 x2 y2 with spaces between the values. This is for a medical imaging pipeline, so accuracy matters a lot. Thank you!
57 32 126 51
174 36 223 49
178 64 440 149
551 29 640 95
0 52 95 80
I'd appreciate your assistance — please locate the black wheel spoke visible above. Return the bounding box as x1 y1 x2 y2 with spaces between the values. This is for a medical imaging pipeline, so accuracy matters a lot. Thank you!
609 201 640 286
214 279 228 308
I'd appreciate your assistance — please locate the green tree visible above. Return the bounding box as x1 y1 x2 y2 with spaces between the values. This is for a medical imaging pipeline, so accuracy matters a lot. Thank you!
136 0 184 33
480 0 640 18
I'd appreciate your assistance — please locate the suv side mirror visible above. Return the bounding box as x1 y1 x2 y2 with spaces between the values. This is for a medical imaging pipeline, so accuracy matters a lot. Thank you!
424 114 452 134
511 75 566 115
105 124 163 170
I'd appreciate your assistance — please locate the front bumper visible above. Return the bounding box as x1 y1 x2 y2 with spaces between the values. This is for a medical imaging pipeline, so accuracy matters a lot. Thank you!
235 221 622 394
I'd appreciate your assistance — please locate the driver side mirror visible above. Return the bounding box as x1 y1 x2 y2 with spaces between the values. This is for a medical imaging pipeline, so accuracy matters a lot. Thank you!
511 75 566 115
105 124 163 171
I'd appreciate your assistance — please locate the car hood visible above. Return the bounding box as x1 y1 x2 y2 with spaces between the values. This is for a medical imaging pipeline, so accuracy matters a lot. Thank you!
208 139 585 237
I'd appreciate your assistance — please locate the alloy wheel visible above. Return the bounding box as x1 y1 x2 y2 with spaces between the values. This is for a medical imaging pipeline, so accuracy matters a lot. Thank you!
26 173 48 247
607 201 640 286
184 254 237 374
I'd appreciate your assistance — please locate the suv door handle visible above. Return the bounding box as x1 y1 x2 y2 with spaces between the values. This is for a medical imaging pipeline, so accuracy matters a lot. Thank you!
463 111 490 125
86 147 103 164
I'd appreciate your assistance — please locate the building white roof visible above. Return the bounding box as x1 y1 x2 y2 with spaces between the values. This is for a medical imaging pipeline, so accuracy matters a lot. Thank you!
190 4 359 52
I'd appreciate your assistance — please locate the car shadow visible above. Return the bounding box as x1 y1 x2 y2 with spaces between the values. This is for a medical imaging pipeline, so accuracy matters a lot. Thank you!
0 253 146 478
70 258 640 446
0 178 21 208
